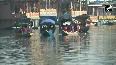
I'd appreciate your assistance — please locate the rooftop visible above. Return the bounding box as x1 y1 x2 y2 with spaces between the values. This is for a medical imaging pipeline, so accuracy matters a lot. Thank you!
89 1 116 5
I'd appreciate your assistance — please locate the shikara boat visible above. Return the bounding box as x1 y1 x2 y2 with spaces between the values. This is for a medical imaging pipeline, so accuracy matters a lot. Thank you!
15 22 33 37
40 19 56 37
59 19 79 36
16 32 33 37
79 26 89 33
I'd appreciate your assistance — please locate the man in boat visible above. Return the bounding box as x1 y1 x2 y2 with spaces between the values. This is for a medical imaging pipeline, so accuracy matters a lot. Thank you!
74 23 77 32
26 25 32 33
64 25 67 31
42 30 50 37
48 29 53 37
22 26 27 35
17 27 22 33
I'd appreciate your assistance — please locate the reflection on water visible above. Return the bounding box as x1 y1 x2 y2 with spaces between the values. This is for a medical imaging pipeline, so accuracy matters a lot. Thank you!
1 25 116 65
0 30 31 65
58 33 90 65
30 30 60 65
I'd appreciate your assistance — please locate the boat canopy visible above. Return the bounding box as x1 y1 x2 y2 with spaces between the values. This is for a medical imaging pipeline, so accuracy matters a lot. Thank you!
40 19 55 25
15 22 29 27
61 19 72 23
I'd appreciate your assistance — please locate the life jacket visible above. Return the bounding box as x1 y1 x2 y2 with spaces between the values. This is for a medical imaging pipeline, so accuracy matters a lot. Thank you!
64 27 67 31
72 25 74 32
23 27 27 32
77 24 80 32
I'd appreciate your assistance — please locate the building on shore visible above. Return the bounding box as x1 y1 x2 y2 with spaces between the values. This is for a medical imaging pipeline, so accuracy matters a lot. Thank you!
0 0 15 29
60 0 88 17
87 0 116 22
0 0 26 29
1 0 115 29
25 0 58 28
13 0 88 21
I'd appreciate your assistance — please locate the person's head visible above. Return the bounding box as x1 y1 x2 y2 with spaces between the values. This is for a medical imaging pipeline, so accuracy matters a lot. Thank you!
25 26 27 28
66 24 68 26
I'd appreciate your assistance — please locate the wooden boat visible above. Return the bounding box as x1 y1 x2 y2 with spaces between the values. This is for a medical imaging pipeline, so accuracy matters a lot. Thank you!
16 32 33 37
41 30 50 37
59 19 79 36
62 30 78 36
79 26 89 33
15 22 33 37
40 19 56 37
102 22 113 25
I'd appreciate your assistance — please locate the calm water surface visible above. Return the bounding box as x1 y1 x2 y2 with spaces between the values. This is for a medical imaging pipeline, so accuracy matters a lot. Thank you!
0 25 116 65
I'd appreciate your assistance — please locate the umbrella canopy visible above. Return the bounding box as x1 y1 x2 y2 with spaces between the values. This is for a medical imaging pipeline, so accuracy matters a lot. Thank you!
60 19 72 23
15 22 29 27
75 14 90 21
40 19 55 25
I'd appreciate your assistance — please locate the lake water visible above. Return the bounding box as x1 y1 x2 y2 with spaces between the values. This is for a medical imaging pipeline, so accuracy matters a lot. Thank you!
0 25 116 65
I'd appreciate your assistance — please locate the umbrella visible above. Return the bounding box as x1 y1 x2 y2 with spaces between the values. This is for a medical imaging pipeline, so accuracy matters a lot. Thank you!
40 19 55 25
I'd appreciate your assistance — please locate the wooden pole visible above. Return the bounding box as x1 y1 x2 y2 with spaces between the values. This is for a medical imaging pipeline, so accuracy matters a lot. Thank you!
41 0 43 9
52 0 54 8
24 0 26 15
71 1 72 16
46 0 47 9
38 1 40 16
103 8 104 20
80 0 81 15
49 0 50 9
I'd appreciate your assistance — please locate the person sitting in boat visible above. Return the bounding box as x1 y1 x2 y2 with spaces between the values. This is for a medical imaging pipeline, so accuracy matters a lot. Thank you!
26 25 31 33
48 29 53 36
22 26 27 34
64 25 67 31
74 23 77 32
48 25 52 30
67 24 70 32
42 30 50 37
17 28 22 33
43 25 46 31
81 21 86 27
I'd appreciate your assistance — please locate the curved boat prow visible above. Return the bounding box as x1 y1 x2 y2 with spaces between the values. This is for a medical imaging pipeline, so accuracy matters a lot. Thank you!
42 30 54 37
42 31 50 37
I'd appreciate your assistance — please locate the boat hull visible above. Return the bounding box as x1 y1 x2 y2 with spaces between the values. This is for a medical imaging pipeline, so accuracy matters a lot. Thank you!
16 33 33 37
62 31 78 36
79 26 89 33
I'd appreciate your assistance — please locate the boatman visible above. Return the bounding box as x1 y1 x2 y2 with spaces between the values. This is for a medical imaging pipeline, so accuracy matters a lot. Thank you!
22 26 27 34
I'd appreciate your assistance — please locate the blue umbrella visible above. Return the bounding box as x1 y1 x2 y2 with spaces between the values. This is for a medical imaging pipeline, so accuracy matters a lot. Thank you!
40 19 55 24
